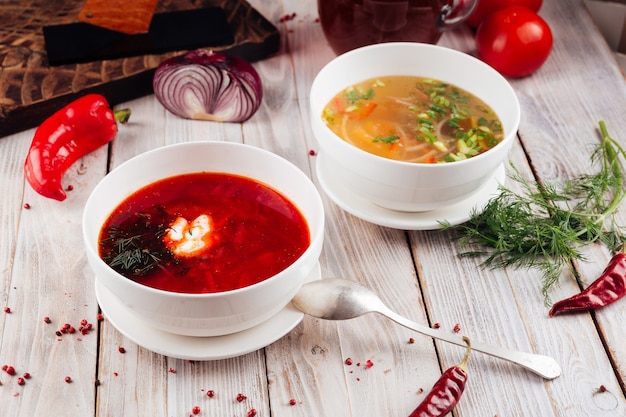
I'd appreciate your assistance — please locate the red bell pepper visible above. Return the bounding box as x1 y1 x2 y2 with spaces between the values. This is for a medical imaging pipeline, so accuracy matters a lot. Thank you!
24 94 130 201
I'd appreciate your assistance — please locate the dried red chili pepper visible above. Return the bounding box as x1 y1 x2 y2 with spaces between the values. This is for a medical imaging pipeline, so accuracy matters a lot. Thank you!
24 94 130 201
549 252 626 317
408 337 471 417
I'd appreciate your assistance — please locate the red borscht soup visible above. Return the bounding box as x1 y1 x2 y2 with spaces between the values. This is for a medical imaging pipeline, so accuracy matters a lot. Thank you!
98 172 310 293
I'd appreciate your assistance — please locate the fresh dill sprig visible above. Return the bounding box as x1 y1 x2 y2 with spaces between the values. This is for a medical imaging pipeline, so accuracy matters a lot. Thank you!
443 121 626 304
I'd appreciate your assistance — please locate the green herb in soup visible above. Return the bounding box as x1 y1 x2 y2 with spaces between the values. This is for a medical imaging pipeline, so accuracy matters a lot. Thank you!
322 76 504 163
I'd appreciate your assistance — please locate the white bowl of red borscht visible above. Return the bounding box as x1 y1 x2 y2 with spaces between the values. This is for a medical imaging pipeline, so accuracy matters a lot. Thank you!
83 142 324 337
310 42 521 213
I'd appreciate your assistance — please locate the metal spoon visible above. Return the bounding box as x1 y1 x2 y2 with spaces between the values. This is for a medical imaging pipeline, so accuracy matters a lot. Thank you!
292 278 562 380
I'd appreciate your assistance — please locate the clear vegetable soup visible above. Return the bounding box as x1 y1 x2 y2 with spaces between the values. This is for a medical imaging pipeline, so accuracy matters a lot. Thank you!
322 76 504 163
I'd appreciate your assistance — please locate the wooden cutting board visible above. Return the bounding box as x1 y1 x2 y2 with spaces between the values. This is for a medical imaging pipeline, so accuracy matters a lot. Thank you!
0 0 280 136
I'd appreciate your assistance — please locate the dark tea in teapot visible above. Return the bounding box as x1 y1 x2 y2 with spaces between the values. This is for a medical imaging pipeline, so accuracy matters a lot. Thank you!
318 0 477 55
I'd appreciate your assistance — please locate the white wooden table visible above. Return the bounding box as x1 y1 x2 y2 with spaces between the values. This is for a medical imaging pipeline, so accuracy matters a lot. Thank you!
1 0 626 416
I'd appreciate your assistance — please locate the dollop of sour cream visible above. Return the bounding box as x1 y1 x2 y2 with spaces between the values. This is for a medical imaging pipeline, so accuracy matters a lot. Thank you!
163 214 213 257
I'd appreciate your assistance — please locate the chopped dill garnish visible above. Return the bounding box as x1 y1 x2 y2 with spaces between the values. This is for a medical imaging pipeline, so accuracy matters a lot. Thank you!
373 135 400 144
442 121 626 304
100 212 175 276
345 87 374 103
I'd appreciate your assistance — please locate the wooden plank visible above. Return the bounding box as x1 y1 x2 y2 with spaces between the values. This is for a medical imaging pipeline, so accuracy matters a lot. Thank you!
261 2 444 416
429 0 626 412
0 126 106 415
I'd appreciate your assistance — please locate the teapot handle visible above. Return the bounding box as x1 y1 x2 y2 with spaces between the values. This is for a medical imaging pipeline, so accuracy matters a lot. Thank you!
437 0 478 30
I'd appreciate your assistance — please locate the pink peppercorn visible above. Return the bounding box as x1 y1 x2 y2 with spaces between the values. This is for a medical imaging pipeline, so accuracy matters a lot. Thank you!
65 376 72 383
192 406 201 415
17 377 25 386
247 409 257 417
6 366 16 375
236 393 247 402
289 399 297 406
23 203 31 209
118 346 126 353
207 390 215 398
3 307 11 313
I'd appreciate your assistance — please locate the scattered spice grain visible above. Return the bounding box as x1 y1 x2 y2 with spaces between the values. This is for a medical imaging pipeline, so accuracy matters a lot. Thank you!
236 393 247 402
192 405 201 414
279 12 297 22
453 323 461 333
3 307 11 313
64 376 72 383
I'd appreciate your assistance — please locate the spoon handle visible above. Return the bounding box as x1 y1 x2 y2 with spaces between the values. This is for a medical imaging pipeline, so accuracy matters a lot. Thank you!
379 306 562 380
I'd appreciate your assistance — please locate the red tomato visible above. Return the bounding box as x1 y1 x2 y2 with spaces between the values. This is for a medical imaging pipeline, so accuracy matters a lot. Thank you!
466 0 542 28
475 6 553 78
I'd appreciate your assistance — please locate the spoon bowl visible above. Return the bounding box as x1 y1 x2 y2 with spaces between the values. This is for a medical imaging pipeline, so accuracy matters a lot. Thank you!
292 278 561 380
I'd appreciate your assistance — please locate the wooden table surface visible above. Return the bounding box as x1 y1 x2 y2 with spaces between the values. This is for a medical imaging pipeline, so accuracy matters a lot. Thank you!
2 0 626 416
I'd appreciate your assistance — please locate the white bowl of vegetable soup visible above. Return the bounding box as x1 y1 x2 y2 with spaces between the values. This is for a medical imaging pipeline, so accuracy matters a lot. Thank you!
83 142 324 337
310 42 520 213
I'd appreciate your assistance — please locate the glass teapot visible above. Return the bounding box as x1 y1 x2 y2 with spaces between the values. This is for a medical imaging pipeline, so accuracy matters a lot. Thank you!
318 0 478 55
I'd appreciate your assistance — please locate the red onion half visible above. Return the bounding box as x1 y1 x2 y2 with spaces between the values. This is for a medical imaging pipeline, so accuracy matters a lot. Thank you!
153 50 263 123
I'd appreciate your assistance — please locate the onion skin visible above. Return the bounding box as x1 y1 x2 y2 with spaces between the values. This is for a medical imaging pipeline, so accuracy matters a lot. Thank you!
153 49 263 123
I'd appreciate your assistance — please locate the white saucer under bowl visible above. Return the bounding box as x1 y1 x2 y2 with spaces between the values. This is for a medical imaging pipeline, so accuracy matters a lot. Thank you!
95 263 321 360
316 153 505 230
